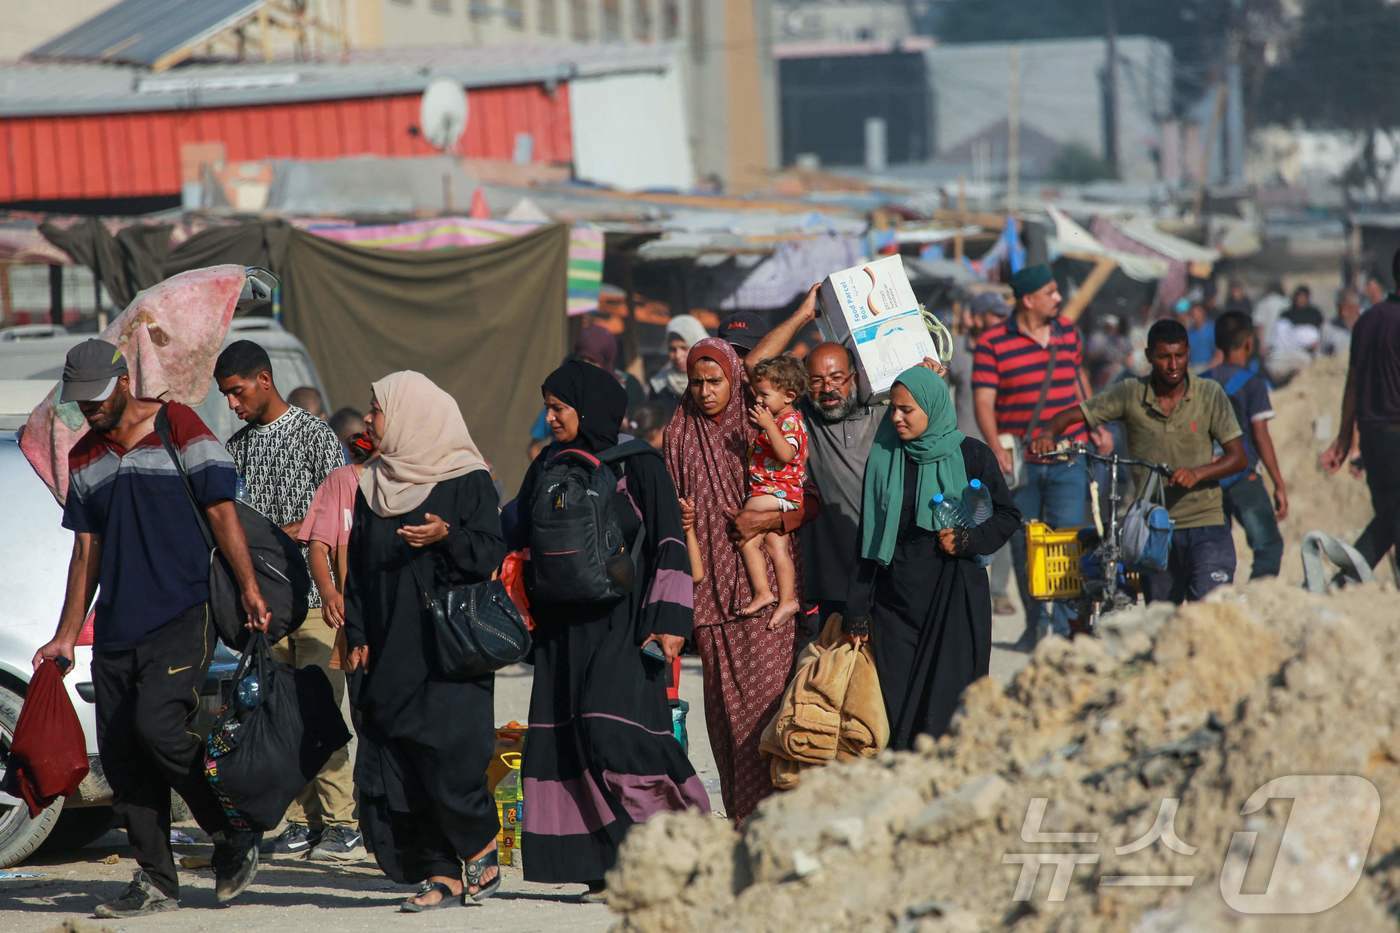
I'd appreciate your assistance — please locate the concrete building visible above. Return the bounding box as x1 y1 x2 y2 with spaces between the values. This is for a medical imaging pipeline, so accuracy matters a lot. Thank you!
771 0 913 44
0 1 113 61
354 0 686 47
777 40 932 169
924 36 1173 185
1 0 691 59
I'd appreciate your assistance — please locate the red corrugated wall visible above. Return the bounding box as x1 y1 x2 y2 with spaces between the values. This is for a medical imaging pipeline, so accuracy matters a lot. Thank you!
0 82 572 202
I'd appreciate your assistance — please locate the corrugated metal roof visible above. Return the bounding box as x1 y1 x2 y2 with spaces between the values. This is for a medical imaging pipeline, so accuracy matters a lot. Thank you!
0 84 574 201
27 0 263 68
0 42 680 117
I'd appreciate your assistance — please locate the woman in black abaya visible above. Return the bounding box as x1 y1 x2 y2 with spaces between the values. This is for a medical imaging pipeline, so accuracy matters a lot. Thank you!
344 371 506 911
510 360 708 900
844 367 1020 749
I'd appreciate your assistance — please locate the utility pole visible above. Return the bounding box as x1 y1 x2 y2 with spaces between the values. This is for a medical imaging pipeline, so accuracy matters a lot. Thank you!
1103 0 1120 177
1223 0 1246 185
1008 45 1021 208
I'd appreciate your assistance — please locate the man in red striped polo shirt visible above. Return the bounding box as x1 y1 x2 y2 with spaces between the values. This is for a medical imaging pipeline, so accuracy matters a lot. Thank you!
973 264 1100 648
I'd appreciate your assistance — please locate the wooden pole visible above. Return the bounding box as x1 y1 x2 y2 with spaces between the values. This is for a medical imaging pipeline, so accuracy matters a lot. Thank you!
1194 80 1228 221
1008 45 1021 209
1061 256 1117 323
954 176 966 262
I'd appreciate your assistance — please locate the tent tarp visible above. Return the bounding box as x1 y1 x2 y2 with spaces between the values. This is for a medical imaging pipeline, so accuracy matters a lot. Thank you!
1114 217 1220 265
280 224 568 488
1046 206 1167 283
308 217 604 315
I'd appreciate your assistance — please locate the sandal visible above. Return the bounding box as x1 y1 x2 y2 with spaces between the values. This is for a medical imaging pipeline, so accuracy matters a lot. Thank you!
464 846 501 904
579 880 607 904
400 880 460 912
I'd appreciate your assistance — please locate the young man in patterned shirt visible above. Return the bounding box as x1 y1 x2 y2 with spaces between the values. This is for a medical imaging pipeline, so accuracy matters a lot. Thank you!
216 340 362 862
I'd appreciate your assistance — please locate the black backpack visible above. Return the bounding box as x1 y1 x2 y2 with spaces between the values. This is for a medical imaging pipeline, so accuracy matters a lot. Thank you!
526 439 656 607
155 406 311 651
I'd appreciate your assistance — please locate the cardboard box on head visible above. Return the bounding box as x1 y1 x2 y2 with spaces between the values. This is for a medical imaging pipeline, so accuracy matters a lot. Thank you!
817 255 938 399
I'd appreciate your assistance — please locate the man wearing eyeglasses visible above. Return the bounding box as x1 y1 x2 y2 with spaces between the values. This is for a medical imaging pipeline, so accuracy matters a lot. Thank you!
735 285 940 630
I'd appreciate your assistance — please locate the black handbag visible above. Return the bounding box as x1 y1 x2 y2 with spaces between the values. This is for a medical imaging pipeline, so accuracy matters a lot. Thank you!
407 556 531 680
203 633 350 832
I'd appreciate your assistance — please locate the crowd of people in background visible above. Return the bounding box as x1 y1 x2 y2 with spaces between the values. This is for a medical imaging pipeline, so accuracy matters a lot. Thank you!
31 246 1400 920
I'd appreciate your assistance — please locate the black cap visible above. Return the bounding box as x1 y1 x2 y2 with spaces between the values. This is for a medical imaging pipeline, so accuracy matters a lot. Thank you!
717 311 769 351
60 339 128 403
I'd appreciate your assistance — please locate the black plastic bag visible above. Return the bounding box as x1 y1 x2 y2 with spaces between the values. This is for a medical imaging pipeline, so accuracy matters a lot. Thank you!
204 634 350 832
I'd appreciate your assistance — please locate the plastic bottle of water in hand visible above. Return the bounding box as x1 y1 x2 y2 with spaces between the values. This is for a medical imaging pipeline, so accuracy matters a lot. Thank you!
963 479 993 526
932 493 968 529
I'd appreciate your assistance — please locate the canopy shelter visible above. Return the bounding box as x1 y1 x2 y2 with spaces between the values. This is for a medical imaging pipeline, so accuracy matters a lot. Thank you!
1045 206 1167 323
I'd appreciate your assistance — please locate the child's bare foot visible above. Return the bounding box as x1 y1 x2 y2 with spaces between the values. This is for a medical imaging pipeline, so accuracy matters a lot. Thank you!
767 600 801 630
739 593 777 617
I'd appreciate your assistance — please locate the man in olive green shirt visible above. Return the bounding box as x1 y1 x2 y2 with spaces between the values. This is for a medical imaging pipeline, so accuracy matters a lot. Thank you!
1032 319 1247 603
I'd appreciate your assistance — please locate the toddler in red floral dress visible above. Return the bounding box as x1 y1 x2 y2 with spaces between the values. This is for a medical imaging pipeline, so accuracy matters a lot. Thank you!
739 355 809 627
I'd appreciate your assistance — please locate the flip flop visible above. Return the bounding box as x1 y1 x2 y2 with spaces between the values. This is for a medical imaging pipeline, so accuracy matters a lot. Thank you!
464 847 501 904
400 881 461 912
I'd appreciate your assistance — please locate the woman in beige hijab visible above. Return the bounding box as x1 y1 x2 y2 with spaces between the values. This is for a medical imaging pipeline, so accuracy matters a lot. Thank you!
343 371 507 912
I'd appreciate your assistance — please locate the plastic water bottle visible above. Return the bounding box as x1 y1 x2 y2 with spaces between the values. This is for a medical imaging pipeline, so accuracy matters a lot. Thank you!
963 479 994 526
235 475 248 503
932 493 968 529
236 672 261 710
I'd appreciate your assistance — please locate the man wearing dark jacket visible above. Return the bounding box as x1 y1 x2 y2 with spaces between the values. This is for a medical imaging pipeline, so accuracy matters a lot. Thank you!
1323 249 1400 572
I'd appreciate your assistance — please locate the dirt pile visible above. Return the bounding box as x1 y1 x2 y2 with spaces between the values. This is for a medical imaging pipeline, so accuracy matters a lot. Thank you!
1229 355 1379 583
607 578 1400 931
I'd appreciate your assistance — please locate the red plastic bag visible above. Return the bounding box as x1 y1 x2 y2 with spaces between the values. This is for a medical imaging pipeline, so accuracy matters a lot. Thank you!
499 550 534 632
5 660 89 816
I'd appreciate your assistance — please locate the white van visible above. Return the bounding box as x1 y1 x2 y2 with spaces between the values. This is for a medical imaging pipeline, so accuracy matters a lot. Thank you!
0 319 330 865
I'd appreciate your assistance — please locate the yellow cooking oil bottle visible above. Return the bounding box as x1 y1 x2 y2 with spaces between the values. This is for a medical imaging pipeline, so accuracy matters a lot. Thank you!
494 752 523 866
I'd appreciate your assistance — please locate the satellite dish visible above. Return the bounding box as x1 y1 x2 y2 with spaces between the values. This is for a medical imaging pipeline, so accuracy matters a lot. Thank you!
419 78 468 152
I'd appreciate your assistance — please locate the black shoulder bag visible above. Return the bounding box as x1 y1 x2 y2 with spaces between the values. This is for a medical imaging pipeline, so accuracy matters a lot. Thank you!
406 551 531 681
154 406 310 650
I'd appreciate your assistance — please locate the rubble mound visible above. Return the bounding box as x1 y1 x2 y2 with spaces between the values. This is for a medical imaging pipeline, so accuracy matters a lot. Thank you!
607 578 1400 931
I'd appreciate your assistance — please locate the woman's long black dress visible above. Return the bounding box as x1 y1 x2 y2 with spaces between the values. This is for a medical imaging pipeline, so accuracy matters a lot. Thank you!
509 446 709 884
847 438 1020 750
344 471 506 884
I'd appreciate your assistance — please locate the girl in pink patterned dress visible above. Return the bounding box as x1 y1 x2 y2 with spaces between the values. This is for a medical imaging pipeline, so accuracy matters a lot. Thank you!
738 355 809 628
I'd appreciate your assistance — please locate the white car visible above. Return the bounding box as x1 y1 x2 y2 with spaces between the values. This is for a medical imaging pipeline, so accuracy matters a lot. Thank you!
0 319 328 865
0 317 331 444
0 382 152 865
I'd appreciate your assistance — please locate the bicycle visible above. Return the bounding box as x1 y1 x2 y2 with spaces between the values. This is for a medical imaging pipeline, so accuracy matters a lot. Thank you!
1030 442 1173 635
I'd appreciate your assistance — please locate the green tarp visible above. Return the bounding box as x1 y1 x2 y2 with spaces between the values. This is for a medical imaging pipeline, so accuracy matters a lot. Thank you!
281 224 566 488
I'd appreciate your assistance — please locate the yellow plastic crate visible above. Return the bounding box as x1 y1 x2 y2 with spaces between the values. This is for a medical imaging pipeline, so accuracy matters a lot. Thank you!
1025 521 1084 599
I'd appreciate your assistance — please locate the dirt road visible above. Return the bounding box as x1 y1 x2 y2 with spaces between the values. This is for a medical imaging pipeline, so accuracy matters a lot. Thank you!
3 604 1031 932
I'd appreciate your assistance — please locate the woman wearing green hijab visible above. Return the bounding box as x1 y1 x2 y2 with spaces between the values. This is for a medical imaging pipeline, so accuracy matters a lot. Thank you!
844 366 1020 749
